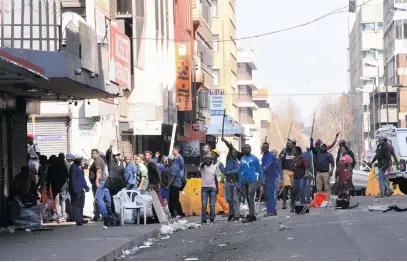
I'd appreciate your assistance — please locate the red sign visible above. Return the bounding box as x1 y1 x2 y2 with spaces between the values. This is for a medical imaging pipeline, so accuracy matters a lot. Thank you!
110 25 131 90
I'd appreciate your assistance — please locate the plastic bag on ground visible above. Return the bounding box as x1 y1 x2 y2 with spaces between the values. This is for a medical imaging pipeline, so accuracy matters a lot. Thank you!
368 205 388 211
160 224 174 235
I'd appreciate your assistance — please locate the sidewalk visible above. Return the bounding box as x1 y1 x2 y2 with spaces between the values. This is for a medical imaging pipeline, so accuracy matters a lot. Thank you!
0 222 161 261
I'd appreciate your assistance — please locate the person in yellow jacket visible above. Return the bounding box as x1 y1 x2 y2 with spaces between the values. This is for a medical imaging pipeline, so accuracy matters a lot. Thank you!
211 149 230 215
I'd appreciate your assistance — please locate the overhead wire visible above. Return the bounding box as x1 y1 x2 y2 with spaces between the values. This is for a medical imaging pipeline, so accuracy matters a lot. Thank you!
129 0 375 43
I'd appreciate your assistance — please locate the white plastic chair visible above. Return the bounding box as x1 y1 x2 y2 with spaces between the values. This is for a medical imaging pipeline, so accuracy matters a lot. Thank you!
120 190 147 226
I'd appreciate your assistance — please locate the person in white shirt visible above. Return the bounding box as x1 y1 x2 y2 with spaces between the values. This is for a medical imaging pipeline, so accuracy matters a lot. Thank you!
200 154 219 224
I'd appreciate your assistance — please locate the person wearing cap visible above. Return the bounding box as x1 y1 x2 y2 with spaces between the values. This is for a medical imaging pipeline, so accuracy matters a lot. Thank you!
211 149 229 216
310 132 340 154
27 134 41 175
369 136 394 198
314 143 335 199
227 144 264 223
66 153 75 169
68 154 90 225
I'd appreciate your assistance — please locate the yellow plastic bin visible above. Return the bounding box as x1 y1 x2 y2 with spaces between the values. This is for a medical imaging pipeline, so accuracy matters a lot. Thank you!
179 178 226 216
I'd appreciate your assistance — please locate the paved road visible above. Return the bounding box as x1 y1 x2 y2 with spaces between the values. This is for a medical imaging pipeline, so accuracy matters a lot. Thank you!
126 196 407 261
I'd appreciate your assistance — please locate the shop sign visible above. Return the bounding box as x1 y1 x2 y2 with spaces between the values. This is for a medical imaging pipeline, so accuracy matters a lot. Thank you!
133 121 162 135
35 135 66 141
209 88 224 111
175 43 192 111
79 124 98 136
109 24 131 89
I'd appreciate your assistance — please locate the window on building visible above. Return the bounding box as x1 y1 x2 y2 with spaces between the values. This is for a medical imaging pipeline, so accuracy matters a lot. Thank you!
362 23 376 31
135 0 145 69
213 69 220 86
231 73 237 89
213 34 219 51
379 76 385 86
377 50 384 57
362 78 375 86
361 50 375 58
155 0 159 47
200 0 211 27
377 22 384 30
212 0 218 17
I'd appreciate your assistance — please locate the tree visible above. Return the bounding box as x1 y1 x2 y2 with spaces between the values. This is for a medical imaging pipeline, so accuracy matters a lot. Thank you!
268 98 308 152
312 95 356 154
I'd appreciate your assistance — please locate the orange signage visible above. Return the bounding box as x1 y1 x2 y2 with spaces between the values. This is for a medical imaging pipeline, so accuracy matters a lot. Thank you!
175 43 192 111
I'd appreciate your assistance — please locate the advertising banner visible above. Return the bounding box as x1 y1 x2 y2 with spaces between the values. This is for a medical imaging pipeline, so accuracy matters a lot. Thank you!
175 43 192 111
109 24 131 90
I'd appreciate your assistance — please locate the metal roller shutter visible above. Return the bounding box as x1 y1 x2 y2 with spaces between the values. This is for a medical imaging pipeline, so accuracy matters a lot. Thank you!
27 117 69 157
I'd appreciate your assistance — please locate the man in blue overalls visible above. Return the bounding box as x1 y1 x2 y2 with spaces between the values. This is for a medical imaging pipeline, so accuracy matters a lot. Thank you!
261 142 281 217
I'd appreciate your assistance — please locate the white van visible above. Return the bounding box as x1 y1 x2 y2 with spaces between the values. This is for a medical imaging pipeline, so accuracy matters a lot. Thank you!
375 125 407 194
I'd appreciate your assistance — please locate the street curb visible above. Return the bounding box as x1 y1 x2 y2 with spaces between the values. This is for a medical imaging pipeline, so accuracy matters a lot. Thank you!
97 227 161 261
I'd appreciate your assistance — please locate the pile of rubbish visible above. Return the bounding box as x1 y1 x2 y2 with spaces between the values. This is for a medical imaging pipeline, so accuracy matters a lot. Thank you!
159 219 201 235
117 219 202 260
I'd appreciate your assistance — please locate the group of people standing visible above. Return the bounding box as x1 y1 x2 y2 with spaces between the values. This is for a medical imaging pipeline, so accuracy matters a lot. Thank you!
199 132 361 224
23 135 188 226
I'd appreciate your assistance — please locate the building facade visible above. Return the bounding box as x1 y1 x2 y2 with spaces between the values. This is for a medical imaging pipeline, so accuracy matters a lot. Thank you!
253 88 272 158
237 47 259 156
348 0 397 161
116 0 177 155
212 0 239 156
0 0 121 226
383 0 407 128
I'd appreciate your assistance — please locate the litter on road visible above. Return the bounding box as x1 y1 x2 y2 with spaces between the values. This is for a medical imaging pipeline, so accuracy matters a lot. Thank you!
184 258 198 261
218 244 227 247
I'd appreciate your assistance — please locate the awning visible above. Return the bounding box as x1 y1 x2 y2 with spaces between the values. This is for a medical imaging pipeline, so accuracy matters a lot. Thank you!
0 48 121 100
0 50 48 94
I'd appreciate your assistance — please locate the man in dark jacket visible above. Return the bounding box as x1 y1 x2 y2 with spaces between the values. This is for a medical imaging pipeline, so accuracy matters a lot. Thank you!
69 154 90 225
369 137 394 197
144 151 165 207
314 143 335 199
105 145 125 196
47 154 69 223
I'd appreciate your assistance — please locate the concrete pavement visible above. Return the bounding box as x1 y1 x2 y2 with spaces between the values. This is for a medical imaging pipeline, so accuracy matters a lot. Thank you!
0 221 161 261
125 196 407 261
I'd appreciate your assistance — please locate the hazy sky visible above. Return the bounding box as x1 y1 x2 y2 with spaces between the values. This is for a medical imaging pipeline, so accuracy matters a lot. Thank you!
236 0 349 125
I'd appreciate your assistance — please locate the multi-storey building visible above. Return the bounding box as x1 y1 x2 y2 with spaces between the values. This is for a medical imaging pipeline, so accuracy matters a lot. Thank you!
212 0 240 155
237 47 259 155
0 0 121 226
253 88 272 158
116 0 177 155
348 0 397 161
383 0 407 128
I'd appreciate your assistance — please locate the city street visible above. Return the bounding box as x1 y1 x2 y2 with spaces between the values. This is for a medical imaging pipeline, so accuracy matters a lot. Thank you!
127 196 407 261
